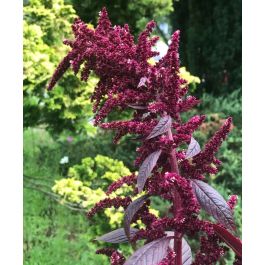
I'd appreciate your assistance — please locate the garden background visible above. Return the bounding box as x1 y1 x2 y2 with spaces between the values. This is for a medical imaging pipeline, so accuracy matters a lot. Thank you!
23 0 242 264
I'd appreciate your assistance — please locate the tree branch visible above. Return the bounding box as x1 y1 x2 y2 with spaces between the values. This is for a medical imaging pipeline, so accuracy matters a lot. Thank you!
24 181 86 213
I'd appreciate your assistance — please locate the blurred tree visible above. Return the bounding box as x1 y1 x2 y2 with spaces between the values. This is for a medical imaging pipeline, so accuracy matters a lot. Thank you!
171 0 241 95
71 0 173 37
23 0 98 135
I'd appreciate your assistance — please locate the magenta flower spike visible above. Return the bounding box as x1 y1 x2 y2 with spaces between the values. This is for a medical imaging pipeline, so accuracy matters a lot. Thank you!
48 7 241 265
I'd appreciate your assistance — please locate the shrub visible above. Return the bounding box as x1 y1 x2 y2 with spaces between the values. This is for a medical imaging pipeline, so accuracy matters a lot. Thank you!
23 0 97 135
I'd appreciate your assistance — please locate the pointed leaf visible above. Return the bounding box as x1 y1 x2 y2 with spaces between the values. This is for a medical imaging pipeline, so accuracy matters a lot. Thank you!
182 238 192 265
166 232 192 265
137 150 162 192
124 195 149 240
191 180 235 230
185 137 201 159
138 77 148 88
127 104 148 110
213 224 242 257
124 237 171 265
96 228 139 243
146 116 172 140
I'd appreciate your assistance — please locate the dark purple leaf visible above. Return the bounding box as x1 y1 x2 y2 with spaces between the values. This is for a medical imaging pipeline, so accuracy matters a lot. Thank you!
124 237 171 265
137 77 148 88
146 115 172 140
191 180 235 230
124 195 149 240
185 137 201 159
182 238 192 265
166 232 192 265
96 228 139 243
137 150 162 192
213 224 242 257
127 104 148 110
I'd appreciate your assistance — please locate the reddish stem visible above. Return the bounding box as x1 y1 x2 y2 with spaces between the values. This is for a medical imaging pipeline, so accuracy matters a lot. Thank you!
167 127 182 265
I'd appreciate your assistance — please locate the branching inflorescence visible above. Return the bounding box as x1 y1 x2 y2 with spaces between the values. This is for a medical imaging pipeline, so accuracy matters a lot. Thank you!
48 8 242 265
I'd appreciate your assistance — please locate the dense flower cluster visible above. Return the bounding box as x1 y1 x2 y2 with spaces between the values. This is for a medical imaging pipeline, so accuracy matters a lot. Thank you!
193 235 226 264
96 248 125 265
158 250 176 265
227 195 238 211
87 197 131 219
105 173 136 195
48 7 241 265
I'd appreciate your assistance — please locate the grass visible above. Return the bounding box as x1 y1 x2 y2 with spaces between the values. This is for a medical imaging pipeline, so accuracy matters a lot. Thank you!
23 128 108 265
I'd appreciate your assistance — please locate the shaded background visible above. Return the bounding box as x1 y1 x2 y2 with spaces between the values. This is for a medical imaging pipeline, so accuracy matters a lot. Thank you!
23 0 242 264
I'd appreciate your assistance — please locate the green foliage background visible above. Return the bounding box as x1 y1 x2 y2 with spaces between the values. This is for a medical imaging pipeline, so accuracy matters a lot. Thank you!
23 0 98 135
23 0 241 264
71 0 173 37
171 0 242 95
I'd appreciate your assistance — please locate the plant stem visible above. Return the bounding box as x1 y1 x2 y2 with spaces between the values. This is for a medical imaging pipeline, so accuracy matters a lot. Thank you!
167 127 182 265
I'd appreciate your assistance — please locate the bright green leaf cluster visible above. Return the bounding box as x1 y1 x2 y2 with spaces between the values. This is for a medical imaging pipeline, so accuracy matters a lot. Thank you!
68 155 131 188
52 155 158 227
23 0 98 135
52 177 106 206
179 67 201 85
179 67 201 93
